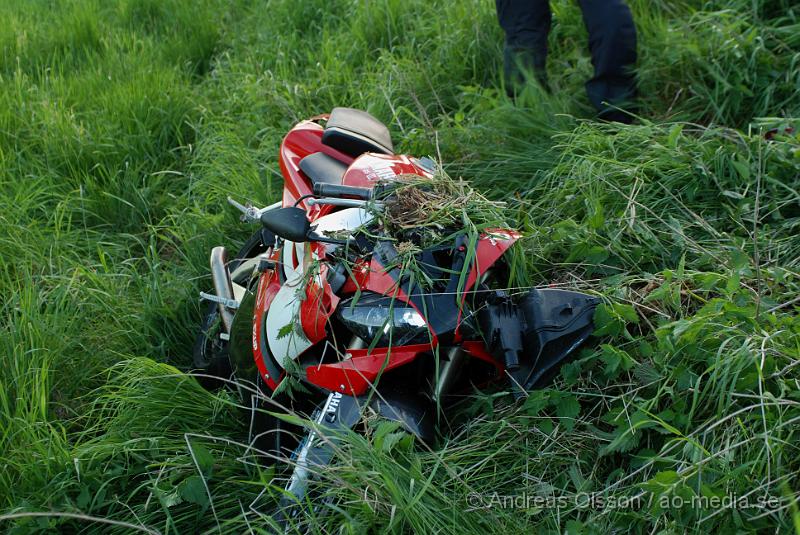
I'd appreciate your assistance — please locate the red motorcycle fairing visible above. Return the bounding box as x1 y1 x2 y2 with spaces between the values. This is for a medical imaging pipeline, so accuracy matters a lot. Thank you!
305 344 429 395
299 231 519 396
252 252 341 390
454 229 520 341
306 341 504 397
462 229 520 292
341 153 426 188
253 224 519 395
279 118 353 212
339 230 519 310
299 265 340 343
252 251 284 391
279 120 430 212
252 237 513 395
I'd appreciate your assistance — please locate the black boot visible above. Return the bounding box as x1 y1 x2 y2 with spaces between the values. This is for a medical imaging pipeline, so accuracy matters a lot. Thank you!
578 0 638 123
503 45 550 98
496 0 552 98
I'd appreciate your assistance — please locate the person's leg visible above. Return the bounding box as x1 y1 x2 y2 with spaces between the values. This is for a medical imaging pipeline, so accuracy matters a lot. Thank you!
577 0 637 122
495 0 552 96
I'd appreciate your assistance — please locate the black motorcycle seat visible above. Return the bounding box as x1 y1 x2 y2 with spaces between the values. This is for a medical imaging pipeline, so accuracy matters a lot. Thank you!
321 107 394 157
298 152 349 186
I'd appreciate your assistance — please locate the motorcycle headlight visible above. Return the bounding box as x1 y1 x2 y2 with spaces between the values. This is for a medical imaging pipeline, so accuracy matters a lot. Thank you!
337 292 430 347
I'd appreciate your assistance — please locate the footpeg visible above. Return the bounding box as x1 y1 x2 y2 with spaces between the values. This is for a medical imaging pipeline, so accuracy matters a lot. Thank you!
199 291 240 309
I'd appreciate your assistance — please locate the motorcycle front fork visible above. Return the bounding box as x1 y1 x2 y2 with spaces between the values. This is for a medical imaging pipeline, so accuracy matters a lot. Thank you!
430 347 466 404
345 336 464 405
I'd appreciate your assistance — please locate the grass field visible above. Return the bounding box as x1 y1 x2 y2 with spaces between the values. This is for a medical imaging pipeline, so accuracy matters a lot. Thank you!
1 0 799 533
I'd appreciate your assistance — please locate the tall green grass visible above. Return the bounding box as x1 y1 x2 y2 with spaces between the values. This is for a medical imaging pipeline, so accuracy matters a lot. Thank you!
1 0 798 533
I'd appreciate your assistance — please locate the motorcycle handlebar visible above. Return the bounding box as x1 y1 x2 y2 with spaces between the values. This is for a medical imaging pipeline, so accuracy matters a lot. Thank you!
312 183 373 200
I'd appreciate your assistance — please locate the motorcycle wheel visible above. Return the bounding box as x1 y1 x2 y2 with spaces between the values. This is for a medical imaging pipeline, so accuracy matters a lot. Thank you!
192 228 274 389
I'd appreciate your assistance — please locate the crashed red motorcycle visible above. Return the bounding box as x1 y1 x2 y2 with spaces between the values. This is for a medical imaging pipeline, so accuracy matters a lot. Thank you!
194 108 598 506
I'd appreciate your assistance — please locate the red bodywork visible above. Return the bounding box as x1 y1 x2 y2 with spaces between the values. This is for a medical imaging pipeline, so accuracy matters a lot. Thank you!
252 250 282 391
253 118 518 396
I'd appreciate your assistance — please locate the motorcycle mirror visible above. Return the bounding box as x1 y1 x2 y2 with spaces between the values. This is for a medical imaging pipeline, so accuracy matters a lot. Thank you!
260 207 311 242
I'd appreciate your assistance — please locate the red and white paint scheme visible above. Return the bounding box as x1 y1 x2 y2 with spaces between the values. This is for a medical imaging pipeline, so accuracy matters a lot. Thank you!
246 116 520 396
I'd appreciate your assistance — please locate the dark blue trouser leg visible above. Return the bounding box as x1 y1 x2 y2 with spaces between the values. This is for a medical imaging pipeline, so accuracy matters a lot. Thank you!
578 0 638 121
496 0 637 120
495 0 551 96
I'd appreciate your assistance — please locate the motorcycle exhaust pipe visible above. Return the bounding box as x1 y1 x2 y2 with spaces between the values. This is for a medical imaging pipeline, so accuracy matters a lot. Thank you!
210 246 235 333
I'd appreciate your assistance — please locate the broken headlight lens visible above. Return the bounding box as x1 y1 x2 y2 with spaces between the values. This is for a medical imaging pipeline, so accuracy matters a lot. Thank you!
337 292 430 347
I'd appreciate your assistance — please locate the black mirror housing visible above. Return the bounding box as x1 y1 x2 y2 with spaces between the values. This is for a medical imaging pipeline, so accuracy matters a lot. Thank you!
260 207 310 242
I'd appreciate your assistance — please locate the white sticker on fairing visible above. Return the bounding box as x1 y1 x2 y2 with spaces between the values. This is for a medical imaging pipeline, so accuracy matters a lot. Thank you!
358 154 401 182
265 279 312 368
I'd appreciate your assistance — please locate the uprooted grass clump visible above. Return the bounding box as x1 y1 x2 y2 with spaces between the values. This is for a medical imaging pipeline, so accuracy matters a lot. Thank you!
1 0 799 533
381 172 508 241
376 171 529 292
